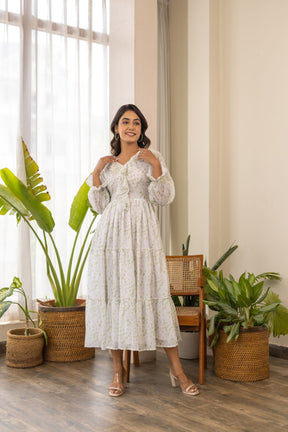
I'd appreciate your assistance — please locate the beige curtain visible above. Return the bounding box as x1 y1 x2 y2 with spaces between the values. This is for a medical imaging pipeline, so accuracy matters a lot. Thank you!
157 0 171 253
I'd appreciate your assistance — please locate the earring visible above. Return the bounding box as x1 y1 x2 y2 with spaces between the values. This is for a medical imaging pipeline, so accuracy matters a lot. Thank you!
114 132 120 141
138 133 144 143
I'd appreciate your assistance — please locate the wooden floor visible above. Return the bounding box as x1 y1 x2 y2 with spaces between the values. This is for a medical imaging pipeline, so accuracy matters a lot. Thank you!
1 349 288 432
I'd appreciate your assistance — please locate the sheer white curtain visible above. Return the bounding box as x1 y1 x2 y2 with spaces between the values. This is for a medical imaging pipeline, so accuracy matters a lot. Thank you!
0 0 109 322
157 0 171 253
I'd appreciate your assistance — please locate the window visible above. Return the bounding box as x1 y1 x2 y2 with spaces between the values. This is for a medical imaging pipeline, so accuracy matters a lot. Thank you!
0 0 109 321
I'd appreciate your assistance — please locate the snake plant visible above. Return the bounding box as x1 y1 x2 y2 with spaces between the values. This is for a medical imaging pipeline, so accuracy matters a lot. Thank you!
0 140 97 307
203 268 288 346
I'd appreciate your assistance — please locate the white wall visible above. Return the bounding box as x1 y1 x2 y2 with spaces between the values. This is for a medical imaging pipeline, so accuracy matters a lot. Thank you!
109 0 157 146
218 0 288 347
170 0 288 346
169 0 188 254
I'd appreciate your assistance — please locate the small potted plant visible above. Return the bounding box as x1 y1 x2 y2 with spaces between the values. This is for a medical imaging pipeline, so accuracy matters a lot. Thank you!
0 276 46 368
203 268 288 381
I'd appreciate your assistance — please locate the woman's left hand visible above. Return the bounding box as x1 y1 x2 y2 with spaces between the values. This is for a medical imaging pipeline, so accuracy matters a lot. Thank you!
137 149 159 167
138 149 162 179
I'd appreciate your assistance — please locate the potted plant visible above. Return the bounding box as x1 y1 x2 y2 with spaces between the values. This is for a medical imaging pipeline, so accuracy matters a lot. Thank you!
173 237 238 360
0 276 45 368
203 268 288 381
0 140 97 361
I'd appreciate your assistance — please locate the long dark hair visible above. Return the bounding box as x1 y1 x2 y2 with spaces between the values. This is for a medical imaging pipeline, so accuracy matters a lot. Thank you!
110 104 151 156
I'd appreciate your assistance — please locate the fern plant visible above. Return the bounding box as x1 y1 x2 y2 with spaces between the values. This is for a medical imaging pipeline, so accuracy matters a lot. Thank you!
0 140 97 307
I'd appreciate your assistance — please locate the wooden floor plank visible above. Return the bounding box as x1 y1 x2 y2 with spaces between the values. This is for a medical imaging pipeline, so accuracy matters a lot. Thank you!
0 349 287 432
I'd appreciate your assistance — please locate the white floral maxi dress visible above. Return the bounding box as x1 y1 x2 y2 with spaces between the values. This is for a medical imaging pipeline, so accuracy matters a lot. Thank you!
85 149 181 351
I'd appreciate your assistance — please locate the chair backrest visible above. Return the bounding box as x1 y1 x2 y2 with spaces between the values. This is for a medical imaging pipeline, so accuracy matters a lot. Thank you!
166 255 203 295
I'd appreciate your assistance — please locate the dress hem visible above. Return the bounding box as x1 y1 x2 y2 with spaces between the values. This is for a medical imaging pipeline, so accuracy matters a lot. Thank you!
84 341 180 351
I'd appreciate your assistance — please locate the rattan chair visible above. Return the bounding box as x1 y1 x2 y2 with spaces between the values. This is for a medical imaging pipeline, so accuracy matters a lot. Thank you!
124 254 207 384
166 254 206 384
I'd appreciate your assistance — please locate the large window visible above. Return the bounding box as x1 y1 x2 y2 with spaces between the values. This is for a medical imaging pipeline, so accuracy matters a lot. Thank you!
0 0 109 321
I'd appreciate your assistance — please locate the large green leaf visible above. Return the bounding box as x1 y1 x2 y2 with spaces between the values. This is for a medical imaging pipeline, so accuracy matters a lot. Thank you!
0 168 55 233
211 244 238 271
226 322 240 343
258 303 280 314
0 301 12 319
208 313 218 336
0 185 30 218
69 179 91 232
0 195 14 215
250 280 265 304
0 276 22 303
267 304 288 337
0 286 14 302
263 291 288 336
255 272 281 281
22 140 51 202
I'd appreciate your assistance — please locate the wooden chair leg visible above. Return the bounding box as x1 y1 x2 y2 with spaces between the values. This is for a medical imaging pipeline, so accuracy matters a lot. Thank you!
199 318 206 385
133 351 140 367
204 319 207 369
124 350 131 383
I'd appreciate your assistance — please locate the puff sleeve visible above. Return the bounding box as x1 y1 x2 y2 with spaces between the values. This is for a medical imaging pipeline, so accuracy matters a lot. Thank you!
147 151 175 206
87 171 110 214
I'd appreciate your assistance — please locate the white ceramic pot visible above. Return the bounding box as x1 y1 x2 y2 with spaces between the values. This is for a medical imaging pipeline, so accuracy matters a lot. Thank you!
178 331 199 360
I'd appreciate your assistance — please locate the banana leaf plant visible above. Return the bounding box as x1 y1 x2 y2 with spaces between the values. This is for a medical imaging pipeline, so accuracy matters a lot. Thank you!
0 140 97 307
0 276 46 340
202 268 288 346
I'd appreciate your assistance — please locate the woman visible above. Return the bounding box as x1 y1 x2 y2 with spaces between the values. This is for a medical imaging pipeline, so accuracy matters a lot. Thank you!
85 104 199 398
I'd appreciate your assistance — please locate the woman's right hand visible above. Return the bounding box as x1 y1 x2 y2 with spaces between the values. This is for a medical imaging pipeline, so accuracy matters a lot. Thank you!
93 155 116 186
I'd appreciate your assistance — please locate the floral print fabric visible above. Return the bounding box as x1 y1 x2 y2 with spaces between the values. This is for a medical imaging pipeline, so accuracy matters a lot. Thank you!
85 150 181 351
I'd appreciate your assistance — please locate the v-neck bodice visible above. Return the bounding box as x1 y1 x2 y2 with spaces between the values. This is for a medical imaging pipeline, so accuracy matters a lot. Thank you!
115 150 140 166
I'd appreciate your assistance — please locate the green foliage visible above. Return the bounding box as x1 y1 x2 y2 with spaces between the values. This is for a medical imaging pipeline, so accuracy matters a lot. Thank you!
0 140 97 307
22 140 51 203
182 234 190 256
0 277 46 340
0 168 55 232
210 244 239 271
172 237 238 308
203 269 288 346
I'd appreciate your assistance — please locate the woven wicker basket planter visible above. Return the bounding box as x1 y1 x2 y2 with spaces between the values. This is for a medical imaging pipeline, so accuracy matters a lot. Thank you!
38 299 95 362
214 327 269 382
6 328 44 368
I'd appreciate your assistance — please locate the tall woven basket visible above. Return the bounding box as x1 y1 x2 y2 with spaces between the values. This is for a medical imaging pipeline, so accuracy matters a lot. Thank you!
214 327 269 382
38 299 95 362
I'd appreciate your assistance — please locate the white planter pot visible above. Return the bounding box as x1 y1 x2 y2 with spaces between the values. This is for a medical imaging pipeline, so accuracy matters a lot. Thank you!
178 331 199 360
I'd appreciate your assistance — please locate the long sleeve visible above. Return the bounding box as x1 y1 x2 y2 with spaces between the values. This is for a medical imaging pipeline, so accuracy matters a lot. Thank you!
86 172 110 214
147 151 175 206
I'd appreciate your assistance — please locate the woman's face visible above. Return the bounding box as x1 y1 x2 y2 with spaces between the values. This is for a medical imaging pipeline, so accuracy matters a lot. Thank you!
115 110 142 145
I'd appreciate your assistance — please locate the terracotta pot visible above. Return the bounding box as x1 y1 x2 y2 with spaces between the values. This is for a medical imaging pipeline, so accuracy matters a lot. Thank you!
38 299 95 362
6 327 44 368
214 327 269 382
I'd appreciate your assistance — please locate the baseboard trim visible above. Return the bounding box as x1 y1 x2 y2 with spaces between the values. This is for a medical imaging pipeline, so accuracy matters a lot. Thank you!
269 344 288 360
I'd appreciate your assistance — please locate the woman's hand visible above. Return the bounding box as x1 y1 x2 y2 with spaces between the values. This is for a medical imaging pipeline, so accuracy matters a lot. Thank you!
138 149 162 179
93 155 116 187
